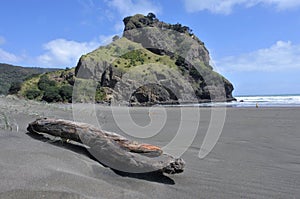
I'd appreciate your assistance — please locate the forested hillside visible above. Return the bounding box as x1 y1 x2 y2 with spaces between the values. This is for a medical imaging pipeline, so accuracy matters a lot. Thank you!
0 63 58 95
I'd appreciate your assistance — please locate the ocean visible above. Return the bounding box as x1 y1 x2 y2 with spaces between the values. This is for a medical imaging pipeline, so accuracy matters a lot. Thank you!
232 94 300 107
175 94 300 108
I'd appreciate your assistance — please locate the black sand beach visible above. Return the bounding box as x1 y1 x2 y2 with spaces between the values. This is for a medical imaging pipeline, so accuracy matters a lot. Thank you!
0 96 299 198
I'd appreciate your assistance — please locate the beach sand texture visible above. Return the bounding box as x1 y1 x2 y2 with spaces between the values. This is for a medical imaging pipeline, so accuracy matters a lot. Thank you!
0 96 299 198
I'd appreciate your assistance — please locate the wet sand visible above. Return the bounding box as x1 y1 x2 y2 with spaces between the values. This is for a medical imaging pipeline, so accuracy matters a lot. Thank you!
0 96 299 198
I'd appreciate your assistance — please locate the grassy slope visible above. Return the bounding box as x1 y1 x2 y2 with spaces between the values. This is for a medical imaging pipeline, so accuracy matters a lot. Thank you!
0 63 58 95
82 37 183 74
20 68 74 95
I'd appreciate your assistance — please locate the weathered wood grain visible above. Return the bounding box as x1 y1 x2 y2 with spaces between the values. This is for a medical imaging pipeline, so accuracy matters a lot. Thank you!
27 118 185 174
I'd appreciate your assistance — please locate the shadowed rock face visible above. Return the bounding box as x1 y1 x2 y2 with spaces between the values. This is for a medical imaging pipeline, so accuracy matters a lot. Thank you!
75 13 235 105
130 83 179 106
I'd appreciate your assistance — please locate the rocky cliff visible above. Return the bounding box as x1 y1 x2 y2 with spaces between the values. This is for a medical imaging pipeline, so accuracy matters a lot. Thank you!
75 13 235 105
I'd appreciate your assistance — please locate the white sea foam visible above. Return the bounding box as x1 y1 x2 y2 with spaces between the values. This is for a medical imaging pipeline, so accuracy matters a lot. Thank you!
231 95 300 107
167 95 300 107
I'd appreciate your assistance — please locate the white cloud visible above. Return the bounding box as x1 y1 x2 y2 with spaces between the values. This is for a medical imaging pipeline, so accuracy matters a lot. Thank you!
0 36 23 64
37 38 103 67
0 35 115 68
114 21 125 32
217 41 300 72
106 0 161 17
270 0 300 10
98 34 118 45
0 48 21 63
184 0 300 14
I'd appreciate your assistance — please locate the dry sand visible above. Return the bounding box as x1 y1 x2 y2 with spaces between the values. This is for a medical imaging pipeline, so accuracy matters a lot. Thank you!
0 96 299 198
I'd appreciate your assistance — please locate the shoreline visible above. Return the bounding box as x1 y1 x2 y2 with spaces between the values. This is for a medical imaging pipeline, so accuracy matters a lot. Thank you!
2 95 300 109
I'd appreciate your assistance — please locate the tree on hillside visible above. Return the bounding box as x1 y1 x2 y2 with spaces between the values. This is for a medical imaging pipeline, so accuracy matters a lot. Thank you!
38 75 56 91
42 87 62 102
147 13 157 21
59 85 73 102
8 82 22 94
25 89 42 100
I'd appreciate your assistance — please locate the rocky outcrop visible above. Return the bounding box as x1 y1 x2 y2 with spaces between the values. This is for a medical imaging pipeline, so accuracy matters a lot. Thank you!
123 13 211 67
75 13 235 105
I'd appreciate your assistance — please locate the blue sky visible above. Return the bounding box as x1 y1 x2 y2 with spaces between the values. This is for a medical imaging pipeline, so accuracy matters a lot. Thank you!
1 0 300 95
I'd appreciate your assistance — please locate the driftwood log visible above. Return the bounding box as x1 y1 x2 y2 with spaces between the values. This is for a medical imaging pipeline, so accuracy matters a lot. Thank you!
27 118 185 174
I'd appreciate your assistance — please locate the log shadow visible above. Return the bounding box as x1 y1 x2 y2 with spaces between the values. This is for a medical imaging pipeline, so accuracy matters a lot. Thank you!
111 169 175 185
26 132 175 185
